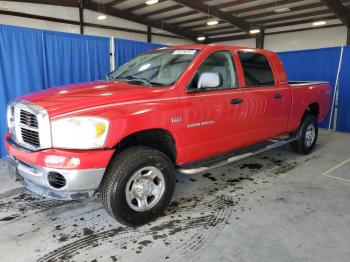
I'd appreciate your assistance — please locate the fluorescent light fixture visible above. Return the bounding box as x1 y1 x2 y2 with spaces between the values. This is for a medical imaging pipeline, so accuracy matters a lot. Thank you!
274 7 290 13
145 0 159 5
97 15 107 20
312 21 326 26
207 20 219 26
249 29 260 34
197 36 206 41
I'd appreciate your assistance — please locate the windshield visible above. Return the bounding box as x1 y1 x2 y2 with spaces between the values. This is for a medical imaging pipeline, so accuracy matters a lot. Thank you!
107 49 199 87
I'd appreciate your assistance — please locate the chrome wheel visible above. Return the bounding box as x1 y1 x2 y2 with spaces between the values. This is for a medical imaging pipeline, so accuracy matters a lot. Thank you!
125 166 165 212
305 124 316 147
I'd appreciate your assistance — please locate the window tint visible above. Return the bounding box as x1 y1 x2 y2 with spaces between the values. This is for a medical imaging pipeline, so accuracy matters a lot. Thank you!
188 51 237 91
238 51 275 87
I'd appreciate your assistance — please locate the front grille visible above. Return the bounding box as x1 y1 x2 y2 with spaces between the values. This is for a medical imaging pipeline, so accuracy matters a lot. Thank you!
20 110 38 128
21 128 40 147
9 101 51 150
11 106 14 119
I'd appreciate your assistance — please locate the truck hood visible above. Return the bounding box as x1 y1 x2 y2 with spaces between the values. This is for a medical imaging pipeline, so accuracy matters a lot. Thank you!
19 81 165 117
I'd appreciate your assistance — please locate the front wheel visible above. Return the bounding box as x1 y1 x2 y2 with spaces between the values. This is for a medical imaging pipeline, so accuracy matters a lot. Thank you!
100 146 176 226
290 115 318 155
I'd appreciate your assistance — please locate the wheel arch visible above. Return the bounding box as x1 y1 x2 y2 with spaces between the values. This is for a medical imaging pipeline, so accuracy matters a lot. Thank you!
114 128 177 164
302 102 320 122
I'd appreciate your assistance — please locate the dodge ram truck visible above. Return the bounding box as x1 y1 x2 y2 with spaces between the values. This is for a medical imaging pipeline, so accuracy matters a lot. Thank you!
5 45 332 226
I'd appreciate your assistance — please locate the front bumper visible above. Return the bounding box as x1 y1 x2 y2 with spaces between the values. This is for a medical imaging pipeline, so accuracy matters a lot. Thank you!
5 134 113 200
8 156 105 200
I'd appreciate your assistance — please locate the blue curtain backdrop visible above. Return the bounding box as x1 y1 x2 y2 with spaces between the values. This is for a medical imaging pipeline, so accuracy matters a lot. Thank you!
336 46 350 132
278 47 343 129
44 31 110 87
114 38 166 68
0 25 110 157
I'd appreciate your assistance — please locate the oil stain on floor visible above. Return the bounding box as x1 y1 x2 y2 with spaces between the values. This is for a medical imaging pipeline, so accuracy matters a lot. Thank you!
0 149 312 262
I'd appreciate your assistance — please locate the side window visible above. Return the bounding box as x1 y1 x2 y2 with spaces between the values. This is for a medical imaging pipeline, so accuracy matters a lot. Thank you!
238 51 275 87
187 51 237 91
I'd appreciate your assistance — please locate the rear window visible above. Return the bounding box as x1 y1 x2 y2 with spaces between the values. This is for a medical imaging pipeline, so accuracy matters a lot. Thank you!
238 51 275 87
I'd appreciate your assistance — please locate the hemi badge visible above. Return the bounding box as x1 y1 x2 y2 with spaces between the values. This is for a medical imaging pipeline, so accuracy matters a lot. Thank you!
172 117 183 123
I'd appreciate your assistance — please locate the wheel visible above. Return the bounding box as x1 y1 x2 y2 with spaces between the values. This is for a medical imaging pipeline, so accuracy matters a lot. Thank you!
100 146 176 226
290 115 318 155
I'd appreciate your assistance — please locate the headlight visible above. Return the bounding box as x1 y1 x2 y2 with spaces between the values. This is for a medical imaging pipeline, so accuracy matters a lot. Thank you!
7 103 14 129
51 117 109 149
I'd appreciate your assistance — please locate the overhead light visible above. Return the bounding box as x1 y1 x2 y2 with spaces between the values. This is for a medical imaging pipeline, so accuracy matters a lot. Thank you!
197 36 206 41
312 21 326 26
249 29 260 34
145 0 159 5
274 7 290 13
97 15 107 20
207 20 219 26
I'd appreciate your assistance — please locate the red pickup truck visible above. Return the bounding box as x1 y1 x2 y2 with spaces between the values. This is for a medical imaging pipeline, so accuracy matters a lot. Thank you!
5 45 331 226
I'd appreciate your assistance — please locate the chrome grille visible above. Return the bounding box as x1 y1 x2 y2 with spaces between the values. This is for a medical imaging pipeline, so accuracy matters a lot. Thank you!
20 110 38 128
11 105 14 119
21 128 40 147
8 101 52 150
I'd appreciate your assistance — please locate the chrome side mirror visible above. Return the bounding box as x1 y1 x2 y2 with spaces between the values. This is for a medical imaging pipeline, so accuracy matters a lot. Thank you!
197 72 221 89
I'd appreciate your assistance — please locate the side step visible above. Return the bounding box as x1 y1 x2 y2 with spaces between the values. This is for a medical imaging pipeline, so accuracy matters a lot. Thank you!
177 136 298 175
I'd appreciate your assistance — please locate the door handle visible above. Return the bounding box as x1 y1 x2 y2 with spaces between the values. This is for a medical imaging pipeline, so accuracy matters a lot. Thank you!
230 98 243 105
274 93 282 99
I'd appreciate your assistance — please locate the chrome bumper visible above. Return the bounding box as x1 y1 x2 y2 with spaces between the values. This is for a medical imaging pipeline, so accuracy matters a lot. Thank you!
7 156 105 200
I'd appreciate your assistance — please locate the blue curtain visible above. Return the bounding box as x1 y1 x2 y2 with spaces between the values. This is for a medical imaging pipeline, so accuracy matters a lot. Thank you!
278 47 342 128
114 38 166 68
336 46 350 132
0 25 110 157
44 31 110 87
0 25 46 157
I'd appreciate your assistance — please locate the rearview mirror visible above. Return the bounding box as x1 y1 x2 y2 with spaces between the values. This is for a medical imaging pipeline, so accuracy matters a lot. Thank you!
197 72 221 89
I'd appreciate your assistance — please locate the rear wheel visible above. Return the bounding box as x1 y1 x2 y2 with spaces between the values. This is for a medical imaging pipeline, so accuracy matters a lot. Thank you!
100 146 176 226
290 115 318 155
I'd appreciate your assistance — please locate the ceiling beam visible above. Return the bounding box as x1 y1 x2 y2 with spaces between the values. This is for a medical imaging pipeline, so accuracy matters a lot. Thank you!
4 0 79 7
85 2 197 42
140 4 184 18
208 23 344 43
124 0 167 13
231 0 305 15
264 15 337 29
171 1 325 28
0 9 183 39
185 7 333 31
105 0 128 8
172 0 252 33
321 0 350 26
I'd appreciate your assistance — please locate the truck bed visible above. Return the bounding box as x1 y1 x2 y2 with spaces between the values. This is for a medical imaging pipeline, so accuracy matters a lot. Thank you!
288 81 329 87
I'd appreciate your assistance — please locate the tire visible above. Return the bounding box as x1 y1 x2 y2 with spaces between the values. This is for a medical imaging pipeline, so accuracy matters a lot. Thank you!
290 115 318 155
100 146 176 226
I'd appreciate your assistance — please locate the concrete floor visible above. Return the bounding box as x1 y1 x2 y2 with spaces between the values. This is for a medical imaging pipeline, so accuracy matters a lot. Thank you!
1 130 350 262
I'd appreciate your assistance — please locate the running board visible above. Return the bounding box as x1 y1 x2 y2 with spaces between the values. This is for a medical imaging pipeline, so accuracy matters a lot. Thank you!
177 136 298 175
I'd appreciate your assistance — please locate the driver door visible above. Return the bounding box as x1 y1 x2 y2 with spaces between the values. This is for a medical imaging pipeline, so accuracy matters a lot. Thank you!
179 50 245 163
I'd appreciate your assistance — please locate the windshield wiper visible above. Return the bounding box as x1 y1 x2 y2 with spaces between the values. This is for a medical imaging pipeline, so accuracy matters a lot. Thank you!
123 75 152 86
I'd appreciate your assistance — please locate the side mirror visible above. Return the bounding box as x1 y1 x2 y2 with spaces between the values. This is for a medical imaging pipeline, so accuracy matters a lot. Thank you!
197 72 221 89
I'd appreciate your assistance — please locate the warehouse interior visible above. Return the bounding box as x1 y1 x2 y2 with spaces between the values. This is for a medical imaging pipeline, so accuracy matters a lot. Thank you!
1 0 350 261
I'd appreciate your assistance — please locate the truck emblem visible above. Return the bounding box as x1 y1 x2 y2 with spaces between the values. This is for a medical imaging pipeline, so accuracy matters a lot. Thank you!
172 117 183 123
187 120 215 128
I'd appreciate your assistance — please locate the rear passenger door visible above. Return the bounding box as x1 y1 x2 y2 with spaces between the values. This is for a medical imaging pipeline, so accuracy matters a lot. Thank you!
236 50 292 143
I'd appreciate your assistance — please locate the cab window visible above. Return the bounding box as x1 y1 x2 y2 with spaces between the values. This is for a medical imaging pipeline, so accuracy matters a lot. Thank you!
238 51 275 87
187 50 237 91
